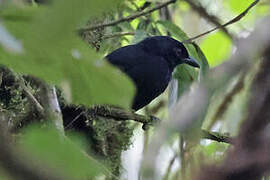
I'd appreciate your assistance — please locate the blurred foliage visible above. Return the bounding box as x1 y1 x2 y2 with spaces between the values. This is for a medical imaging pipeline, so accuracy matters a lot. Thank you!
156 20 209 98
20 125 108 179
0 0 134 108
201 31 232 67
0 0 269 179
228 0 255 13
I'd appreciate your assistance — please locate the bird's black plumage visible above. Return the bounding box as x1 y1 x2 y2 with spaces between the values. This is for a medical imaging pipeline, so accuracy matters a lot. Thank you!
106 36 199 110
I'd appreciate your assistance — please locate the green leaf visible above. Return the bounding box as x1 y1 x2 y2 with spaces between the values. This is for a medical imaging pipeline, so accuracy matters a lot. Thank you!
132 30 148 44
192 42 209 77
1 1 134 108
200 31 232 67
173 65 197 96
226 0 270 24
20 125 109 179
156 20 209 97
228 0 255 14
156 20 209 69
156 20 188 41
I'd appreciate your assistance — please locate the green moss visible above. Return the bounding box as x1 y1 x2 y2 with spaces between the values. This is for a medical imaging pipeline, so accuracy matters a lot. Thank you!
84 111 134 176
0 67 34 130
62 104 135 176
0 66 135 177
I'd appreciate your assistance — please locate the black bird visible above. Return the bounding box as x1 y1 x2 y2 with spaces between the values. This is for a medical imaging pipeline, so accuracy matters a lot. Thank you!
106 36 199 111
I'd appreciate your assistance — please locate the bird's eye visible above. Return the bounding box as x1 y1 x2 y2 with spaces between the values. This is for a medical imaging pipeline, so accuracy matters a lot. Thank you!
174 48 182 57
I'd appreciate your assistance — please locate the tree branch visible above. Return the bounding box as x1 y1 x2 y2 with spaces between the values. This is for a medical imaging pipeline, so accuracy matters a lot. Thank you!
21 76 65 134
78 0 176 33
183 0 260 43
163 154 178 180
41 85 64 134
184 0 233 40
201 130 234 144
206 71 246 129
84 0 260 44
141 16 270 179
92 105 161 130
64 105 161 131
194 40 270 180
102 32 135 40
65 104 233 143
1 67 45 116
18 76 45 116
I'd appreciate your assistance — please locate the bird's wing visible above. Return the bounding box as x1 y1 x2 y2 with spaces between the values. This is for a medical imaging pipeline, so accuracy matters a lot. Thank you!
106 45 171 88
105 45 148 72
125 58 171 110
106 45 172 110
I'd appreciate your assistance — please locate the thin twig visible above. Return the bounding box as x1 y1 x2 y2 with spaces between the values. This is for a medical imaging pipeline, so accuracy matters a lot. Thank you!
149 100 166 114
184 0 233 40
259 2 270 6
179 135 186 179
102 32 135 40
78 0 176 33
194 40 270 180
22 76 65 134
163 154 178 180
201 130 234 144
209 71 246 128
184 0 260 43
1 67 45 116
142 13 270 180
18 76 45 115
65 111 84 130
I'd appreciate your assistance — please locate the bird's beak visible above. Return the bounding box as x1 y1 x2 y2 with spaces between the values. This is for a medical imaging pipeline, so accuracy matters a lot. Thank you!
183 56 200 68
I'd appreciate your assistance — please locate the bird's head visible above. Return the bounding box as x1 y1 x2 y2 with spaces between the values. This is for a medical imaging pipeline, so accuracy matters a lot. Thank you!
139 36 200 69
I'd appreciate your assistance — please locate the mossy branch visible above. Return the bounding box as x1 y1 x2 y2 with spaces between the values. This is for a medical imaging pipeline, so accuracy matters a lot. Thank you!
92 105 151 123
201 129 234 144
78 105 160 130
87 105 234 143
0 67 64 133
